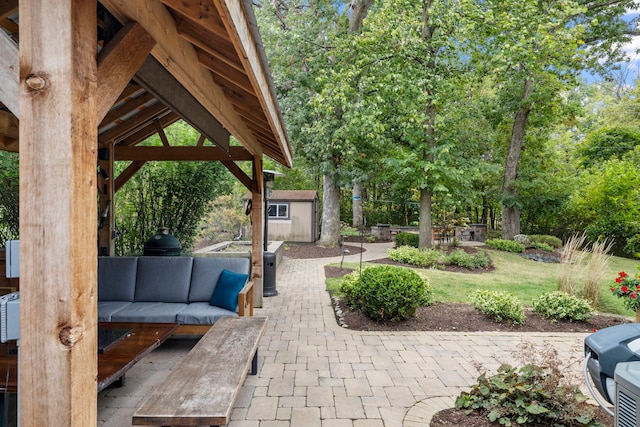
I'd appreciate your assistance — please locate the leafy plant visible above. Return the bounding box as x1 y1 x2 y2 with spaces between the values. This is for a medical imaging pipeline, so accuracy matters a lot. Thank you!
471 290 524 325
531 242 553 252
532 292 593 322
340 270 364 309
529 235 562 249
394 232 419 248
485 239 525 253
610 270 640 312
446 249 490 269
387 246 445 268
354 265 431 321
623 234 640 259
456 363 604 427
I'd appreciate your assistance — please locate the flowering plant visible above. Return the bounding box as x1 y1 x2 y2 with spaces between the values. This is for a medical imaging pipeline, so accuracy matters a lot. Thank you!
610 271 640 312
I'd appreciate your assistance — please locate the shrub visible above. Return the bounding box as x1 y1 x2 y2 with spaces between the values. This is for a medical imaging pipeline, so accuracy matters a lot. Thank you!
532 292 594 322
357 265 429 321
513 234 531 246
456 363 604 427
485 239 525 253
529 234 563 248
471 290 525 325
445 249 490 269
340 270 363 310
387 246 445 268
532 242 554 252
394 232 419 248
624 234 640 258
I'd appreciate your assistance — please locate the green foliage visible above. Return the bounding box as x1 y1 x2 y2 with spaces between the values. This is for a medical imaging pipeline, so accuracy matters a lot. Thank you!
197 194 250 245
456 363 604 427
578 125 640 168
394 232 419 248
352 265 430 322
387 246 445 268
340 270 364 310
485 239 526 253
532 292 593 322
532 242 554 252
471 290 525 325
446 249 490 269
624 235 640 259
116 123 233 255
0 152 19 244
529 235 562 248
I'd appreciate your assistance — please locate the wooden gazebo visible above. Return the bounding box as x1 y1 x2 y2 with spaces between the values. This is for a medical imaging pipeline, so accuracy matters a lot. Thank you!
0 0 292 425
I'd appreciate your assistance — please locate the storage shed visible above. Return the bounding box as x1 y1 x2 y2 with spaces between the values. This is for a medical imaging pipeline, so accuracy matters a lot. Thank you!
246 190 319 242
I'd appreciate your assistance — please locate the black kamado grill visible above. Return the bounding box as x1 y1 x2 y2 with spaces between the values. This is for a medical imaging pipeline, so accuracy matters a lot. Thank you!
143 227 182 256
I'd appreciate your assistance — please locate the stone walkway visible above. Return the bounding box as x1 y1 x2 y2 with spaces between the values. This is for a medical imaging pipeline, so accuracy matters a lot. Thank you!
98 242 593 426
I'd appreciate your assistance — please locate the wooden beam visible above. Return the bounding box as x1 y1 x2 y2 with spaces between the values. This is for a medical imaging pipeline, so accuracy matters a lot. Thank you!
212 0 292 167
114 111 180 147
251 157 264 308
19 1 98 426
99 91 155 129
134 56 230 151
97 22 156 122
98 101 169 143
0 135 17 152
100 0 262 156
0 110 18 138
222 160 252 191
0 28 18 117
115 160 146 192
114 145 253 161
0 0 18 20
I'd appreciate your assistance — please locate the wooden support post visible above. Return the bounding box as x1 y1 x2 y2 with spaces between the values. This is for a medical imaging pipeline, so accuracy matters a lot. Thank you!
98 143 115 256
251 157 264 309
19 1 98 426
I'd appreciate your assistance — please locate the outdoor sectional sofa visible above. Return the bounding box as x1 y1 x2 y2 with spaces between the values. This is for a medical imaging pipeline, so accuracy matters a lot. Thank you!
97 256 253 327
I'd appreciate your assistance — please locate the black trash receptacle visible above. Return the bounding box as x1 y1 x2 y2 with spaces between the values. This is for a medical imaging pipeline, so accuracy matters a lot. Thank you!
263 251 277 297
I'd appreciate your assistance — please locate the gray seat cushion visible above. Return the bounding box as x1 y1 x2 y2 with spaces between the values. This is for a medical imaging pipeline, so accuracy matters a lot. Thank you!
176 302 238 325
97 301 132 322
98 257 138 302
134 257 193 303
189 256 250 302
110 302 188 323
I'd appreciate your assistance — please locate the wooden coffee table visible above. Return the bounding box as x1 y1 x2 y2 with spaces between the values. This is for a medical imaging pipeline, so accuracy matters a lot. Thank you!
0 322 178 393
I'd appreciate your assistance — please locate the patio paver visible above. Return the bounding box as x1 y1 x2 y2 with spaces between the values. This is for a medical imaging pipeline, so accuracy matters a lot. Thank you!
98 242 592 426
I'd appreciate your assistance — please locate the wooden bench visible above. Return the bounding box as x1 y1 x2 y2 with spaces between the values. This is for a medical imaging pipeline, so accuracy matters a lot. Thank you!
133 316 268 427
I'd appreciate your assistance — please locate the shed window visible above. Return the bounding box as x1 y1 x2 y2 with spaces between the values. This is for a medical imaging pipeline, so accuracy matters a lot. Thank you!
268 203 289 219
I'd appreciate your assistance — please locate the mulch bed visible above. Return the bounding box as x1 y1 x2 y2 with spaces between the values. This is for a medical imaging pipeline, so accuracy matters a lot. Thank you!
286 242 618 426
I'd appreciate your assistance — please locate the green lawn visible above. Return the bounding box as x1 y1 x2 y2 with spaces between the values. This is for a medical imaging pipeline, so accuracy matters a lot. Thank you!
326 248 640 317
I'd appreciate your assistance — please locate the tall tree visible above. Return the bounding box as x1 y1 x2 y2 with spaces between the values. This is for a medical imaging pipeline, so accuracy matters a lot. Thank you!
469 0 639 239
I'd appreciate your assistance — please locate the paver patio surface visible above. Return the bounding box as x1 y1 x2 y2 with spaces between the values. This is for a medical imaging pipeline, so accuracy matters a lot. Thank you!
98 242 593 426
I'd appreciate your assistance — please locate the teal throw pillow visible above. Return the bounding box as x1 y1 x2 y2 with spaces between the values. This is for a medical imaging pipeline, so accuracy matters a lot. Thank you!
209 269 249 311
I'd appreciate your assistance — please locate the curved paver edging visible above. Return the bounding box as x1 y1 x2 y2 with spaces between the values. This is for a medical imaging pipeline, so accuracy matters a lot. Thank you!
404 396 456 426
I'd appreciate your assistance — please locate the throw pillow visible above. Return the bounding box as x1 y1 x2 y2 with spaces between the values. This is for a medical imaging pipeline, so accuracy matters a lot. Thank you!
209 269 249 311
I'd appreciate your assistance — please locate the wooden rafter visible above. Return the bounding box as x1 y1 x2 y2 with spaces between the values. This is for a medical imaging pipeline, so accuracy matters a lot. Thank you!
100 0 263 157
0 28 18 117
99 102 169 144
99 91 156 129
114 111 180 147
96 22 156 122
114 145 253 162
0 0 18 20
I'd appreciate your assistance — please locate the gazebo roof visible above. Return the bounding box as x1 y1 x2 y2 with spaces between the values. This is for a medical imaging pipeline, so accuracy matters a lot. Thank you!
0 0 292 167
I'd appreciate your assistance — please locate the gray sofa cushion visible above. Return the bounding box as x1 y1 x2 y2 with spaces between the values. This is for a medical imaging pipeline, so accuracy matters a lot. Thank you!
189 256 250 302
134 257 193 303
98 257 138 302
176 302 238 325
110 302 188 323
97 301 132 322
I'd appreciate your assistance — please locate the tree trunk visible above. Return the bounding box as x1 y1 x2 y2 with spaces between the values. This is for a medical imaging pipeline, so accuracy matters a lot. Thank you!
501 79 532 240
319 169 341 248
352 180 363 228
418 187 433 249
349 0 376 33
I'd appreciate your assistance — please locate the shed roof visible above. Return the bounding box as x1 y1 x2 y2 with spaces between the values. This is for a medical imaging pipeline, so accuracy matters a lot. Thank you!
245 190 318 201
